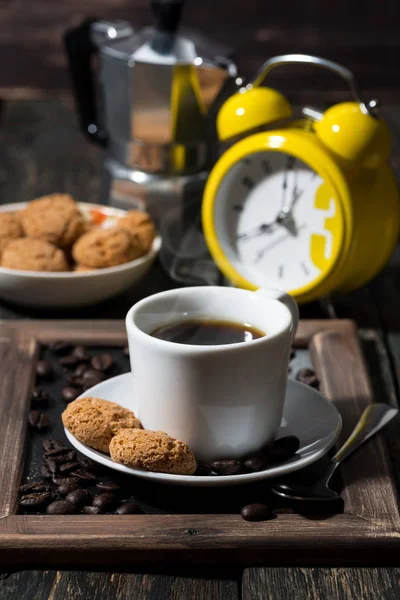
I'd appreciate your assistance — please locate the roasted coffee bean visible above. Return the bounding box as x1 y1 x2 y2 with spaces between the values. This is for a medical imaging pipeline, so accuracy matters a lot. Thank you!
50 341 72 355
45 459 58 474
66 363 88 385
46 500 76 515
70 469 97 482
19 491 53 509
73 363 89 378
77 456 98 470
296 367 319 388
243 453 268 472
44 446 70 458
269 435 300 461
61 386 80 403
116 502 142 515
66 489 91 507
92 493 116 510
59 354 80 368
42 437 56 453
28 409 40 426
52 476 80 486
19 481 50 494
83 505 101 515
59 461 80 474
241 503 272 522
42 438 68 456
51 450 76 464
96 480 120 492
210 459 243 476
290 348 296 361
31 387 49 407
195 465 213 476
123 346 129 357
81 369 105 390
41 465 52 479
67 373 83 386
91 353 113 372
36 360 54 380
57 481 81 496
73 345 90 361
28 410 49 431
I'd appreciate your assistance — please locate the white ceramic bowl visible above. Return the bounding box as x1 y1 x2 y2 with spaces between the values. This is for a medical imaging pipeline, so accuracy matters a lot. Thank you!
0 202 161 308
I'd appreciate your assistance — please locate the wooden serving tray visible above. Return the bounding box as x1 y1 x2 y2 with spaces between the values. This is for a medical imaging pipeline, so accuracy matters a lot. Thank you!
0 319 399 567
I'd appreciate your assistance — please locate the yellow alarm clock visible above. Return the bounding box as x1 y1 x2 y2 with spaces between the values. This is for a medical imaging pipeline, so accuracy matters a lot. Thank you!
202 54 400 303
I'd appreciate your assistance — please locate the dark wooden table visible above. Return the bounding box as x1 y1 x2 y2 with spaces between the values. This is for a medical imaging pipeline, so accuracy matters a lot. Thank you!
0 98 400 599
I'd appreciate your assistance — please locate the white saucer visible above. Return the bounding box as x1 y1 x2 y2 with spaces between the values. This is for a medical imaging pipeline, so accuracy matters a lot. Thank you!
65 374 342 487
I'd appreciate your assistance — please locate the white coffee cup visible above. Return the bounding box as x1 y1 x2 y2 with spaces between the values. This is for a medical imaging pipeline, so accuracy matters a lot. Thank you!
125 286 298 463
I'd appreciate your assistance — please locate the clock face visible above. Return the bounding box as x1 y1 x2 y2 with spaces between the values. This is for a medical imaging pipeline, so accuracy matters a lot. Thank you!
213 151 343 294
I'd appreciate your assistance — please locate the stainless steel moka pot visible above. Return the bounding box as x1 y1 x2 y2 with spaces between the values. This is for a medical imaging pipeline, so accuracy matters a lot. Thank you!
64 0 238 222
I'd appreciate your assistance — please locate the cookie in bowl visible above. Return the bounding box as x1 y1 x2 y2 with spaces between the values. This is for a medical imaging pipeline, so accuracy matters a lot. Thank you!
1 238 69 272
72 227 143 269
0 212 23 257
20 194 84 248
73 264 94 272
118 210 156 255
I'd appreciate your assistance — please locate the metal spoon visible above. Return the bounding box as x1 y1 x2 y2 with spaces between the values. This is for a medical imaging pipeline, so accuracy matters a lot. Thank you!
271 403 398 502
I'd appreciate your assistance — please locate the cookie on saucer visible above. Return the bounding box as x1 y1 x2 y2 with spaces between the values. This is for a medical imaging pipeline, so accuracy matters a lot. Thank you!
62 397 141 453
118 210 156 255
1 238 69 271
109 428 197 475
20 194 84 248
0 212 23 257
72 227 143 268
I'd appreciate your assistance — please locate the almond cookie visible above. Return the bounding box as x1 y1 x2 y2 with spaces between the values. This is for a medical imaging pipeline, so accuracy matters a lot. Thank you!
72 227 143 268
62 397 141 453
118 210 156 255
81 220 98 235
109 429 197 475
74 264 95 272
0 212 24 257
1 238 69 271
21 194 84 248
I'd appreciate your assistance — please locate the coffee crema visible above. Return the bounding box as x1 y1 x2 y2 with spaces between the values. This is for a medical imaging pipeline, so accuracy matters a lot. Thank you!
151 319 266 346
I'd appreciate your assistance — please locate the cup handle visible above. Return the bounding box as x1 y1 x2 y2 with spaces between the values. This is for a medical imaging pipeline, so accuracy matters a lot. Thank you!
255 288 299 343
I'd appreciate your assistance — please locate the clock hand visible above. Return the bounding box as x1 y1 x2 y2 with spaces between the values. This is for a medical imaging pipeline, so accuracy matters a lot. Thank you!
253 223 306 264
236 222 276 242
278 165 303 220
277 186 304 225
279 215 298 236
280 156 294 210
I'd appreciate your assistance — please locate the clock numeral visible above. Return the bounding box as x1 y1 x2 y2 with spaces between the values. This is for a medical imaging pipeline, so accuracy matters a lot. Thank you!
287 156 295 171
243 157 252 165
301 261 310 276
261 159 271 174
278 264 284 279
232 204 243 213
242 176 255 190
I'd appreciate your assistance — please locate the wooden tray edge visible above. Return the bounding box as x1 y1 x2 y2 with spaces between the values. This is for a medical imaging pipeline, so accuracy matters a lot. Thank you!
1 318 399 567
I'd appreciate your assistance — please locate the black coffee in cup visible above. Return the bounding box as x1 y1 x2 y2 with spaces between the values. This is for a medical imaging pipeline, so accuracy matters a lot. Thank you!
151 319 265 346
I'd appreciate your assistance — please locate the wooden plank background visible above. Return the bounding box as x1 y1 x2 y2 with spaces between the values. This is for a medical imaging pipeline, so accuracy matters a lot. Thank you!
0 1 400 592
0 0 399 100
